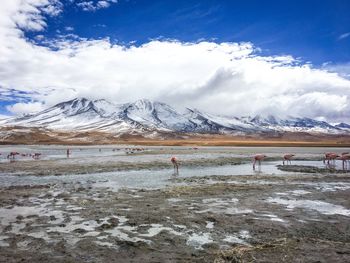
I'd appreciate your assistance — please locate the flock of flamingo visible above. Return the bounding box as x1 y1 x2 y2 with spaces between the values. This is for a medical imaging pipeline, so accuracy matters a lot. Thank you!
251 152 350 170
3 148 148 160
1 148 350 172
1 151 41 160
172 151 350 173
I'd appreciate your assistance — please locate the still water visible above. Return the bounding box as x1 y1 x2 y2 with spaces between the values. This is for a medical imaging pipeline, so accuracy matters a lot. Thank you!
1 145 347 189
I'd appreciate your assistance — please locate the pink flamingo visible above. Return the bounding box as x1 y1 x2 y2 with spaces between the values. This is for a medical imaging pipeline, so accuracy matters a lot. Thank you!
253 154 266 170
32 153 41 159
323 152 337 164
283 154 295 165
337 154 350 170
171 157 179 173
324 153 339 167
7 152 20 159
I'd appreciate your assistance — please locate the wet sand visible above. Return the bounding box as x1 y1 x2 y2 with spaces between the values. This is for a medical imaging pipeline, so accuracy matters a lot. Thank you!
0 146 349 262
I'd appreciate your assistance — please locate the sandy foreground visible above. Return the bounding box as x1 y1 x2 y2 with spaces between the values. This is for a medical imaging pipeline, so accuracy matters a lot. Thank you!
0 146 350 262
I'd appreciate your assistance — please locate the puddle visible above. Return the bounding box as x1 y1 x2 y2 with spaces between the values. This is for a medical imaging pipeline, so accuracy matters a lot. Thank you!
267 197 350 216
223 230 251 245
0 235 10 247
290 190 312 196
0 204 65 233
10 222 26 235
47 216 98 234
94 241 119 249
167 198 183 203
27 232 52 242
254 214 287 223
206 221 214 229
104 227 150 243
302 182 350 192
186 232 213 249
275 190 312 196
195 198 252 215
138 224 183 237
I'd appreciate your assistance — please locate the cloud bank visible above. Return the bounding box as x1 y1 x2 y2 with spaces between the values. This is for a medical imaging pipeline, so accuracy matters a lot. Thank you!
0 0 350 122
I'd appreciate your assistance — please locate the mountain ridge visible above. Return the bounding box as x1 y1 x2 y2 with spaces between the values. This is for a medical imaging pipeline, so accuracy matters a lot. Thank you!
1 98 349 137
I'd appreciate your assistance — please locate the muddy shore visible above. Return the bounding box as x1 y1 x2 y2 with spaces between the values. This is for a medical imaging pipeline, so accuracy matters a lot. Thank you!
0 146 349 262
1 172 350 262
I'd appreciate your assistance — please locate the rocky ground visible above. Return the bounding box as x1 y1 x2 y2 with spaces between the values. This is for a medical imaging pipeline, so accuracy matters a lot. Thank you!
0 169 350 262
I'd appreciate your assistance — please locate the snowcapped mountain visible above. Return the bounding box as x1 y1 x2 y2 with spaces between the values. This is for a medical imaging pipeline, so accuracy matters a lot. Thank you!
249 115 342 133
0 98 349 137
335 123 350 131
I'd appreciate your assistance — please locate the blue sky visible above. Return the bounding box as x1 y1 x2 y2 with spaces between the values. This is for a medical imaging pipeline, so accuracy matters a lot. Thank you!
0 0 350 122
34 0 350 64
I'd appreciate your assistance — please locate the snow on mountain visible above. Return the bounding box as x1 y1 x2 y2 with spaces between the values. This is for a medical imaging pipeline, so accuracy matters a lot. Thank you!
0 114 10 120
249 114 342 134
0 98 348 136
0 98 140 135
335 123 350 132
184 108 263 134
119 99 195 131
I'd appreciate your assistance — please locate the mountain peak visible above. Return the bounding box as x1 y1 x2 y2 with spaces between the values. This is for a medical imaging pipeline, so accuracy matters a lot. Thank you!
1 98 349 136
130 99 171 111
55 97 90 107
250 114 280 125
133 98 153 106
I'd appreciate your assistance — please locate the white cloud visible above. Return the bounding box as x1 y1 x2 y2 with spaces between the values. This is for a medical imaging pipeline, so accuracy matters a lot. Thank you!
323 62 350 79
0 0 350 123
96 1 111 9
338 32 350 40
65 26 74 31
6 102 45 115
76 0 117 11
41 0 63 16
0 0 62 33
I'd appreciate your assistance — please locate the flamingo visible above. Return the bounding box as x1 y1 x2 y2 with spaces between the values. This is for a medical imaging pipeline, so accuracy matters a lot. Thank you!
32 153 41 159
337 154 350 170
283 154 295 165
323 152 337 164
171 156 179 173
7 152 20 159
324 153 339 167
253 154 266 170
